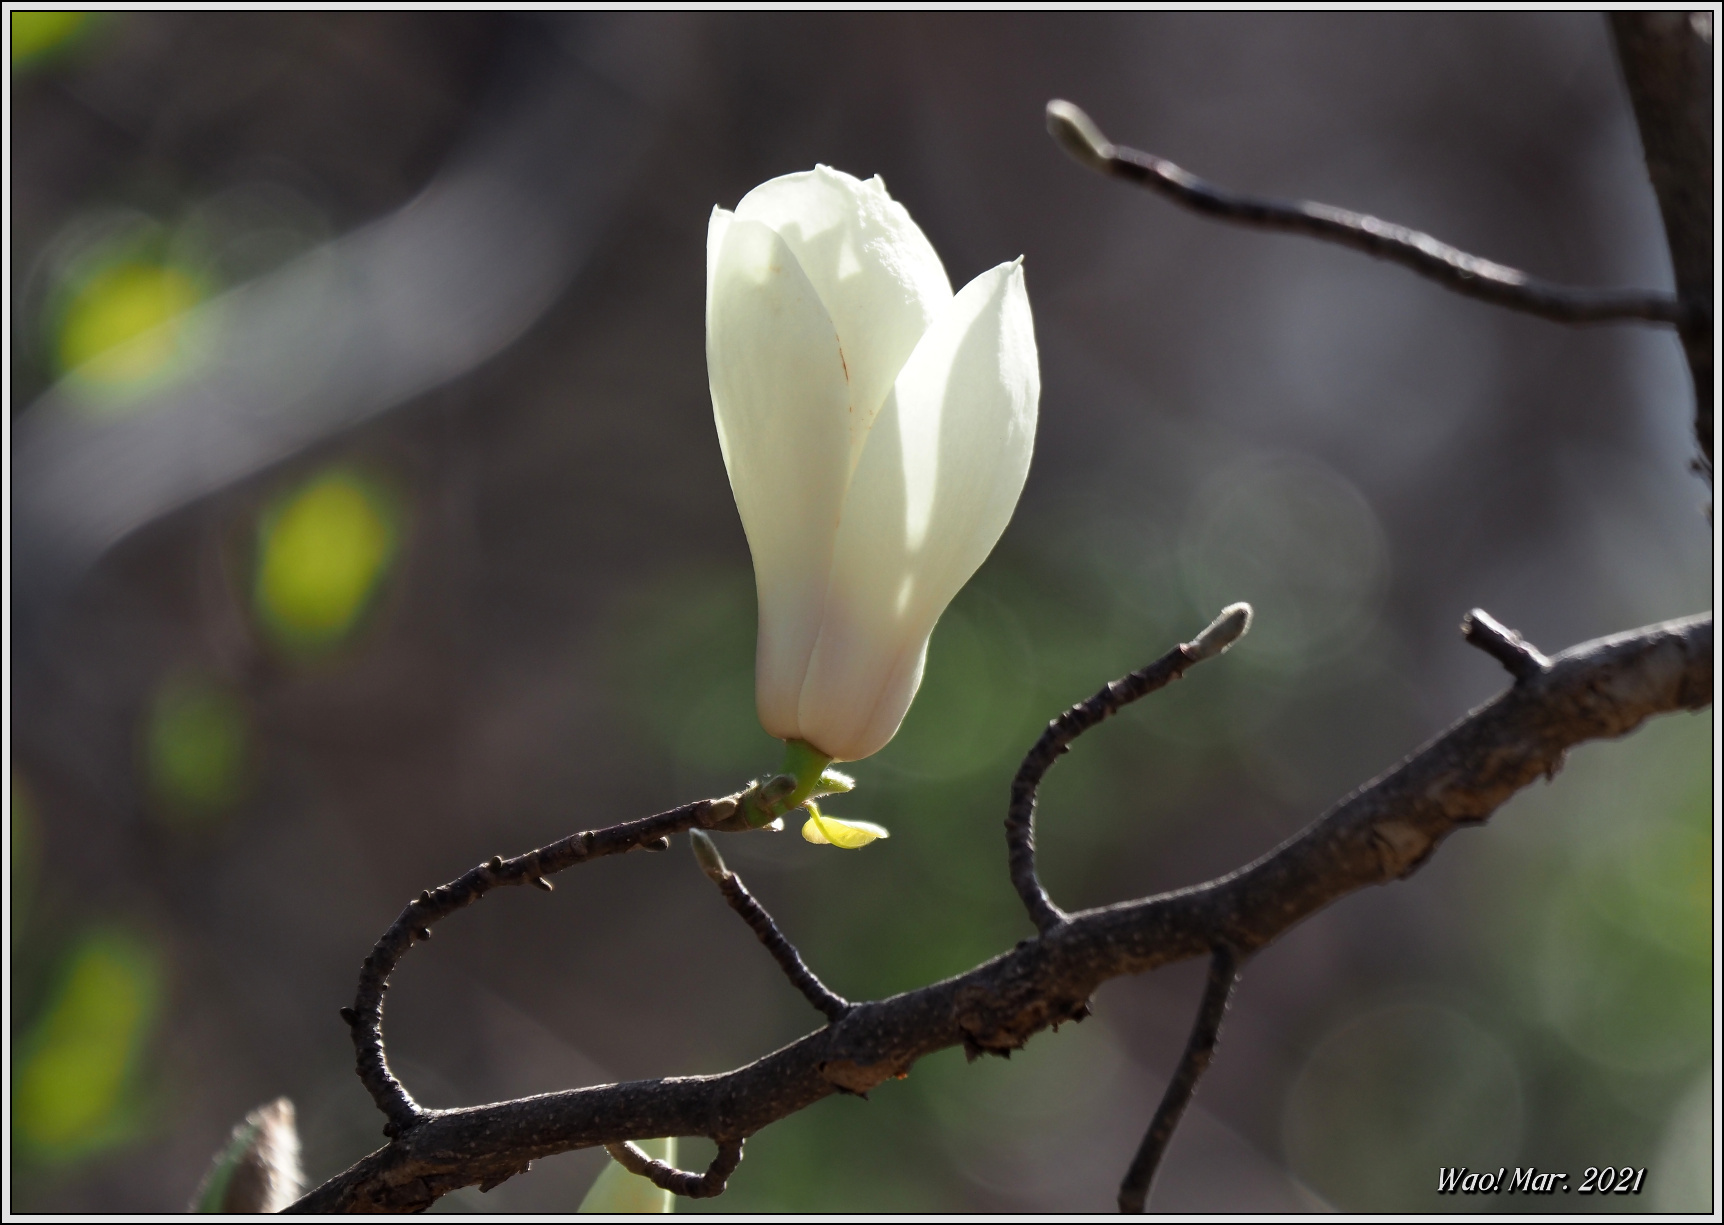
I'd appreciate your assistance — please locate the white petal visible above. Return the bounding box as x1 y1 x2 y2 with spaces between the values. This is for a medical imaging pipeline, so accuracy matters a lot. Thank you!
735 167 953 476
706 216 854 741
705 207 733 328
797 261 1039 761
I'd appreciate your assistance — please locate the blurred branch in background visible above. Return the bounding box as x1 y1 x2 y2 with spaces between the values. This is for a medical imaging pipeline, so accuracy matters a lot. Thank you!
10 15 660 649
1609 11 1714 479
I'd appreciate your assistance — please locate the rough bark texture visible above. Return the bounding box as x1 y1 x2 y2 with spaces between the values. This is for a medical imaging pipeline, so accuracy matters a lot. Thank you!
290 613 1711 1213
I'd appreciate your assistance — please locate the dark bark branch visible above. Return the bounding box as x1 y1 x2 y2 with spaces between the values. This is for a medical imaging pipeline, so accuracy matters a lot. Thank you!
1117 945 1240 1213
1008 603 1252 935
603 1137 744 1199
691 830 851 1023
1044 100 1694 330
1609 12 1714 479
290 610 1708 1213
338 795 743 1134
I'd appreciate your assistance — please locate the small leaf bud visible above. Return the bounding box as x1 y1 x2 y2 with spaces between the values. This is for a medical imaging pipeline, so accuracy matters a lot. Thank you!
1187 603 1253 661
689 829 729 882
1046 100 1116 171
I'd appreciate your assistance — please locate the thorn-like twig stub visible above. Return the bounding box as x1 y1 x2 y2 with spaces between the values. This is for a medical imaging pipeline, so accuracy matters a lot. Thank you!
1119 946 1242 1212
339 1007 358 1027
1461 609 1550 681
531 876 554 892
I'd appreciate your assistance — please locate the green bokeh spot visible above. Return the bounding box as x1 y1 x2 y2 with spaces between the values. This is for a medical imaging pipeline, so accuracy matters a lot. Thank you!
11 11 94 67
1535 807 1713 1075
255 469 399 653
56 260 205 388
146 675 251 827
14 929 163 1160
1283 1002 1523 1211
873 592 1037 783
612 570 777 778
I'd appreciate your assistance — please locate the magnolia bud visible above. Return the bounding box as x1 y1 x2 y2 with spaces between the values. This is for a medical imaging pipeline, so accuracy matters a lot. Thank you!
707 166 1039 762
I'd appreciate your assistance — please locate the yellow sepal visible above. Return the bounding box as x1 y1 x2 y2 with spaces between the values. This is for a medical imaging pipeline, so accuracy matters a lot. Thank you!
800 801 889 849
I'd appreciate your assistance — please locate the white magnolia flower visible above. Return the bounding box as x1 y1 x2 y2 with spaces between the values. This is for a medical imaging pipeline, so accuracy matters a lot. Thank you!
707 165 1039 766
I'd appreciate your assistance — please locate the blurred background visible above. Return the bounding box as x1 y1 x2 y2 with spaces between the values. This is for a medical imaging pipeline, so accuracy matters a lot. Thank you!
8 11 1712 1213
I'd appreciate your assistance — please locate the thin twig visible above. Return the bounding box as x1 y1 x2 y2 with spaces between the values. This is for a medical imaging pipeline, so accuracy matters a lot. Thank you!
604 1137 745 1199
1117 946 1240 1213
1008 604 1252 935
1461 609 1550 681
340 794 742 1134
1045 100 1692 329
292 612 1708 1212
691 831 850 1022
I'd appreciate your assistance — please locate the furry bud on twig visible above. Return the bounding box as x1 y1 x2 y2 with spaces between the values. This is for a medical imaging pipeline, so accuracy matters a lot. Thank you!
1045 100 1116 171
1186 603 1253 662
689 829 730 882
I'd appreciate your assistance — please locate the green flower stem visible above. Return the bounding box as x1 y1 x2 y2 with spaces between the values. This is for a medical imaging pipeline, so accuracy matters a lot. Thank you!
739 739 838 829
778 739 835 812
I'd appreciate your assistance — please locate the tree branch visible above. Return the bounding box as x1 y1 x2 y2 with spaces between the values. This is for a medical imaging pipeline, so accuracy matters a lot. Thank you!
1117 945 1240 1213
1008 603 1252 935
1609 12 1714 479
337 795 744 1135
603 1137 744 1199
691 830 851 1023
290 610 1709 1213
1044 100 1694 330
